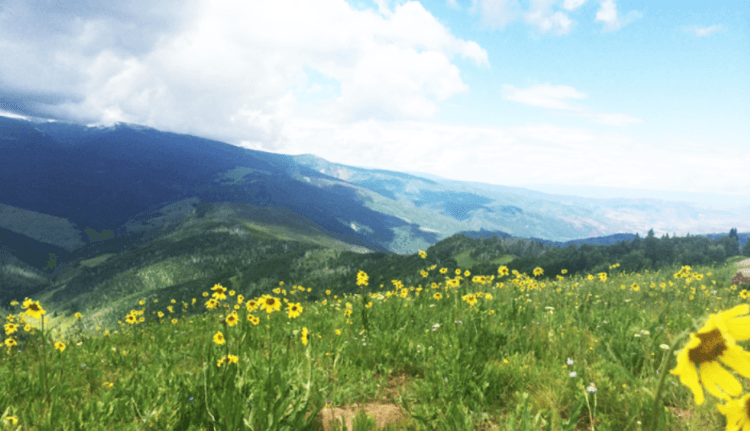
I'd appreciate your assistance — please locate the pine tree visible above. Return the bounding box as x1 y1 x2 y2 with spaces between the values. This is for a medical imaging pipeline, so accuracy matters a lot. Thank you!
643 229 659 268
725 228 740 257
743 235 750 257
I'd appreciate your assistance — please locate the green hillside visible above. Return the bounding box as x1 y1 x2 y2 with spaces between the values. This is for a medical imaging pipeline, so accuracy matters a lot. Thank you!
4 205 748 341
452 249 515 269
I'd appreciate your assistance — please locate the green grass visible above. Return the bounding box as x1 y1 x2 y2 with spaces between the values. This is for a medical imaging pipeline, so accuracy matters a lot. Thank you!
2 256 749 430
78 254 116 268
452 249 515 269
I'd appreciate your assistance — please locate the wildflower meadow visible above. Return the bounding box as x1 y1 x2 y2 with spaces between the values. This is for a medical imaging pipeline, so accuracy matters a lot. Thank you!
2 252 750 430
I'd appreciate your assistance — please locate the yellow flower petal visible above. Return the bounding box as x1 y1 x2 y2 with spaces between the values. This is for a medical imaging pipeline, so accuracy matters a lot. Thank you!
715 304 750 341
700 360 742 401
720 345 750 380
725 316 750 341
716 393 750 431
671 342 704 405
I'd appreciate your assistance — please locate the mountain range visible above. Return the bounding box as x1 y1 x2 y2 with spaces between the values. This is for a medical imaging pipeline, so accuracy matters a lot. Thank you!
1 114 749 325
3 114 750 262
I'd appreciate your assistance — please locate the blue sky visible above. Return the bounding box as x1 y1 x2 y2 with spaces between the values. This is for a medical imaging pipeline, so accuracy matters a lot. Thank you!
1 0 748 205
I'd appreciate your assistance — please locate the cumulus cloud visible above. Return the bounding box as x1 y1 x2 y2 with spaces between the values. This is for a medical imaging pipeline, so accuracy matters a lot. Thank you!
523 0 575 35
446 0 462 9
562 0 587 11
595 0 642 32
0 0 201 118
471 0 644 36
472 0 577 35
473 0 523 30
0 0 488 147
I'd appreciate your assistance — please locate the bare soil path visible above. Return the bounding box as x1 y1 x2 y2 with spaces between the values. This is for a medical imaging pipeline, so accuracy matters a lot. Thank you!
734 258 750 276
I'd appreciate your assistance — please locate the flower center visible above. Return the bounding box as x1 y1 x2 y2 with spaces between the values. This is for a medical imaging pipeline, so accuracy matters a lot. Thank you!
688 329 727 363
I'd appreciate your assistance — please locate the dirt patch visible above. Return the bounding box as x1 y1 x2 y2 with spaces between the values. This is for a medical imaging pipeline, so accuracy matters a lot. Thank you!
734 258 750 276
383 372 411 399
317 402 408 431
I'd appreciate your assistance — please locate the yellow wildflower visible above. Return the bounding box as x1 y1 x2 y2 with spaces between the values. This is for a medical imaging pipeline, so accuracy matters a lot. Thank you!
211 284 227 300
21 298 45 320
259 295 281 314
213 331 226 345
225 312 239 327
716 393 750 431
287 303 303 319
357 270 369 286
670 305 750 405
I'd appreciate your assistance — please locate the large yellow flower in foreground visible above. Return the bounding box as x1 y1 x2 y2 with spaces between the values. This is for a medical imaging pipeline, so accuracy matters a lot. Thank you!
717 393 750 431
670 304 750 405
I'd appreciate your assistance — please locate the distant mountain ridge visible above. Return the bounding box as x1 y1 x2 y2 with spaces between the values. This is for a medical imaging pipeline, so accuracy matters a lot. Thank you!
2 115 748 279
289 151 749 242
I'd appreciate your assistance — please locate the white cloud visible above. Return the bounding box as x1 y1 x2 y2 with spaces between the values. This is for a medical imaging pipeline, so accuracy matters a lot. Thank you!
595 0 642 32
446 0 461 9
501 83 643 126
562 0 587 11
0 0 202 118
523 0 575 35
502 84 588 110
594 0 618 30
374 0 394 17
474 0 523 30
0 0 488 147
474 0 575 35
0 110 28 120
687 25 723 37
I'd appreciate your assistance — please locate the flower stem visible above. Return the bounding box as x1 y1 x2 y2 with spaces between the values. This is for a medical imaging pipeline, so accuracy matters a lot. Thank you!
40 318 49 403
647 328 690 431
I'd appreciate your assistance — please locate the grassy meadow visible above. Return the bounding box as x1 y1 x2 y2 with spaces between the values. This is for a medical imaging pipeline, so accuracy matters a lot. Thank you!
2 253 750 431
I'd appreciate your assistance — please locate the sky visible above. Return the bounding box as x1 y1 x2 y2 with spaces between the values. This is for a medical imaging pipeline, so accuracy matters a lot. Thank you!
1 0 749 207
